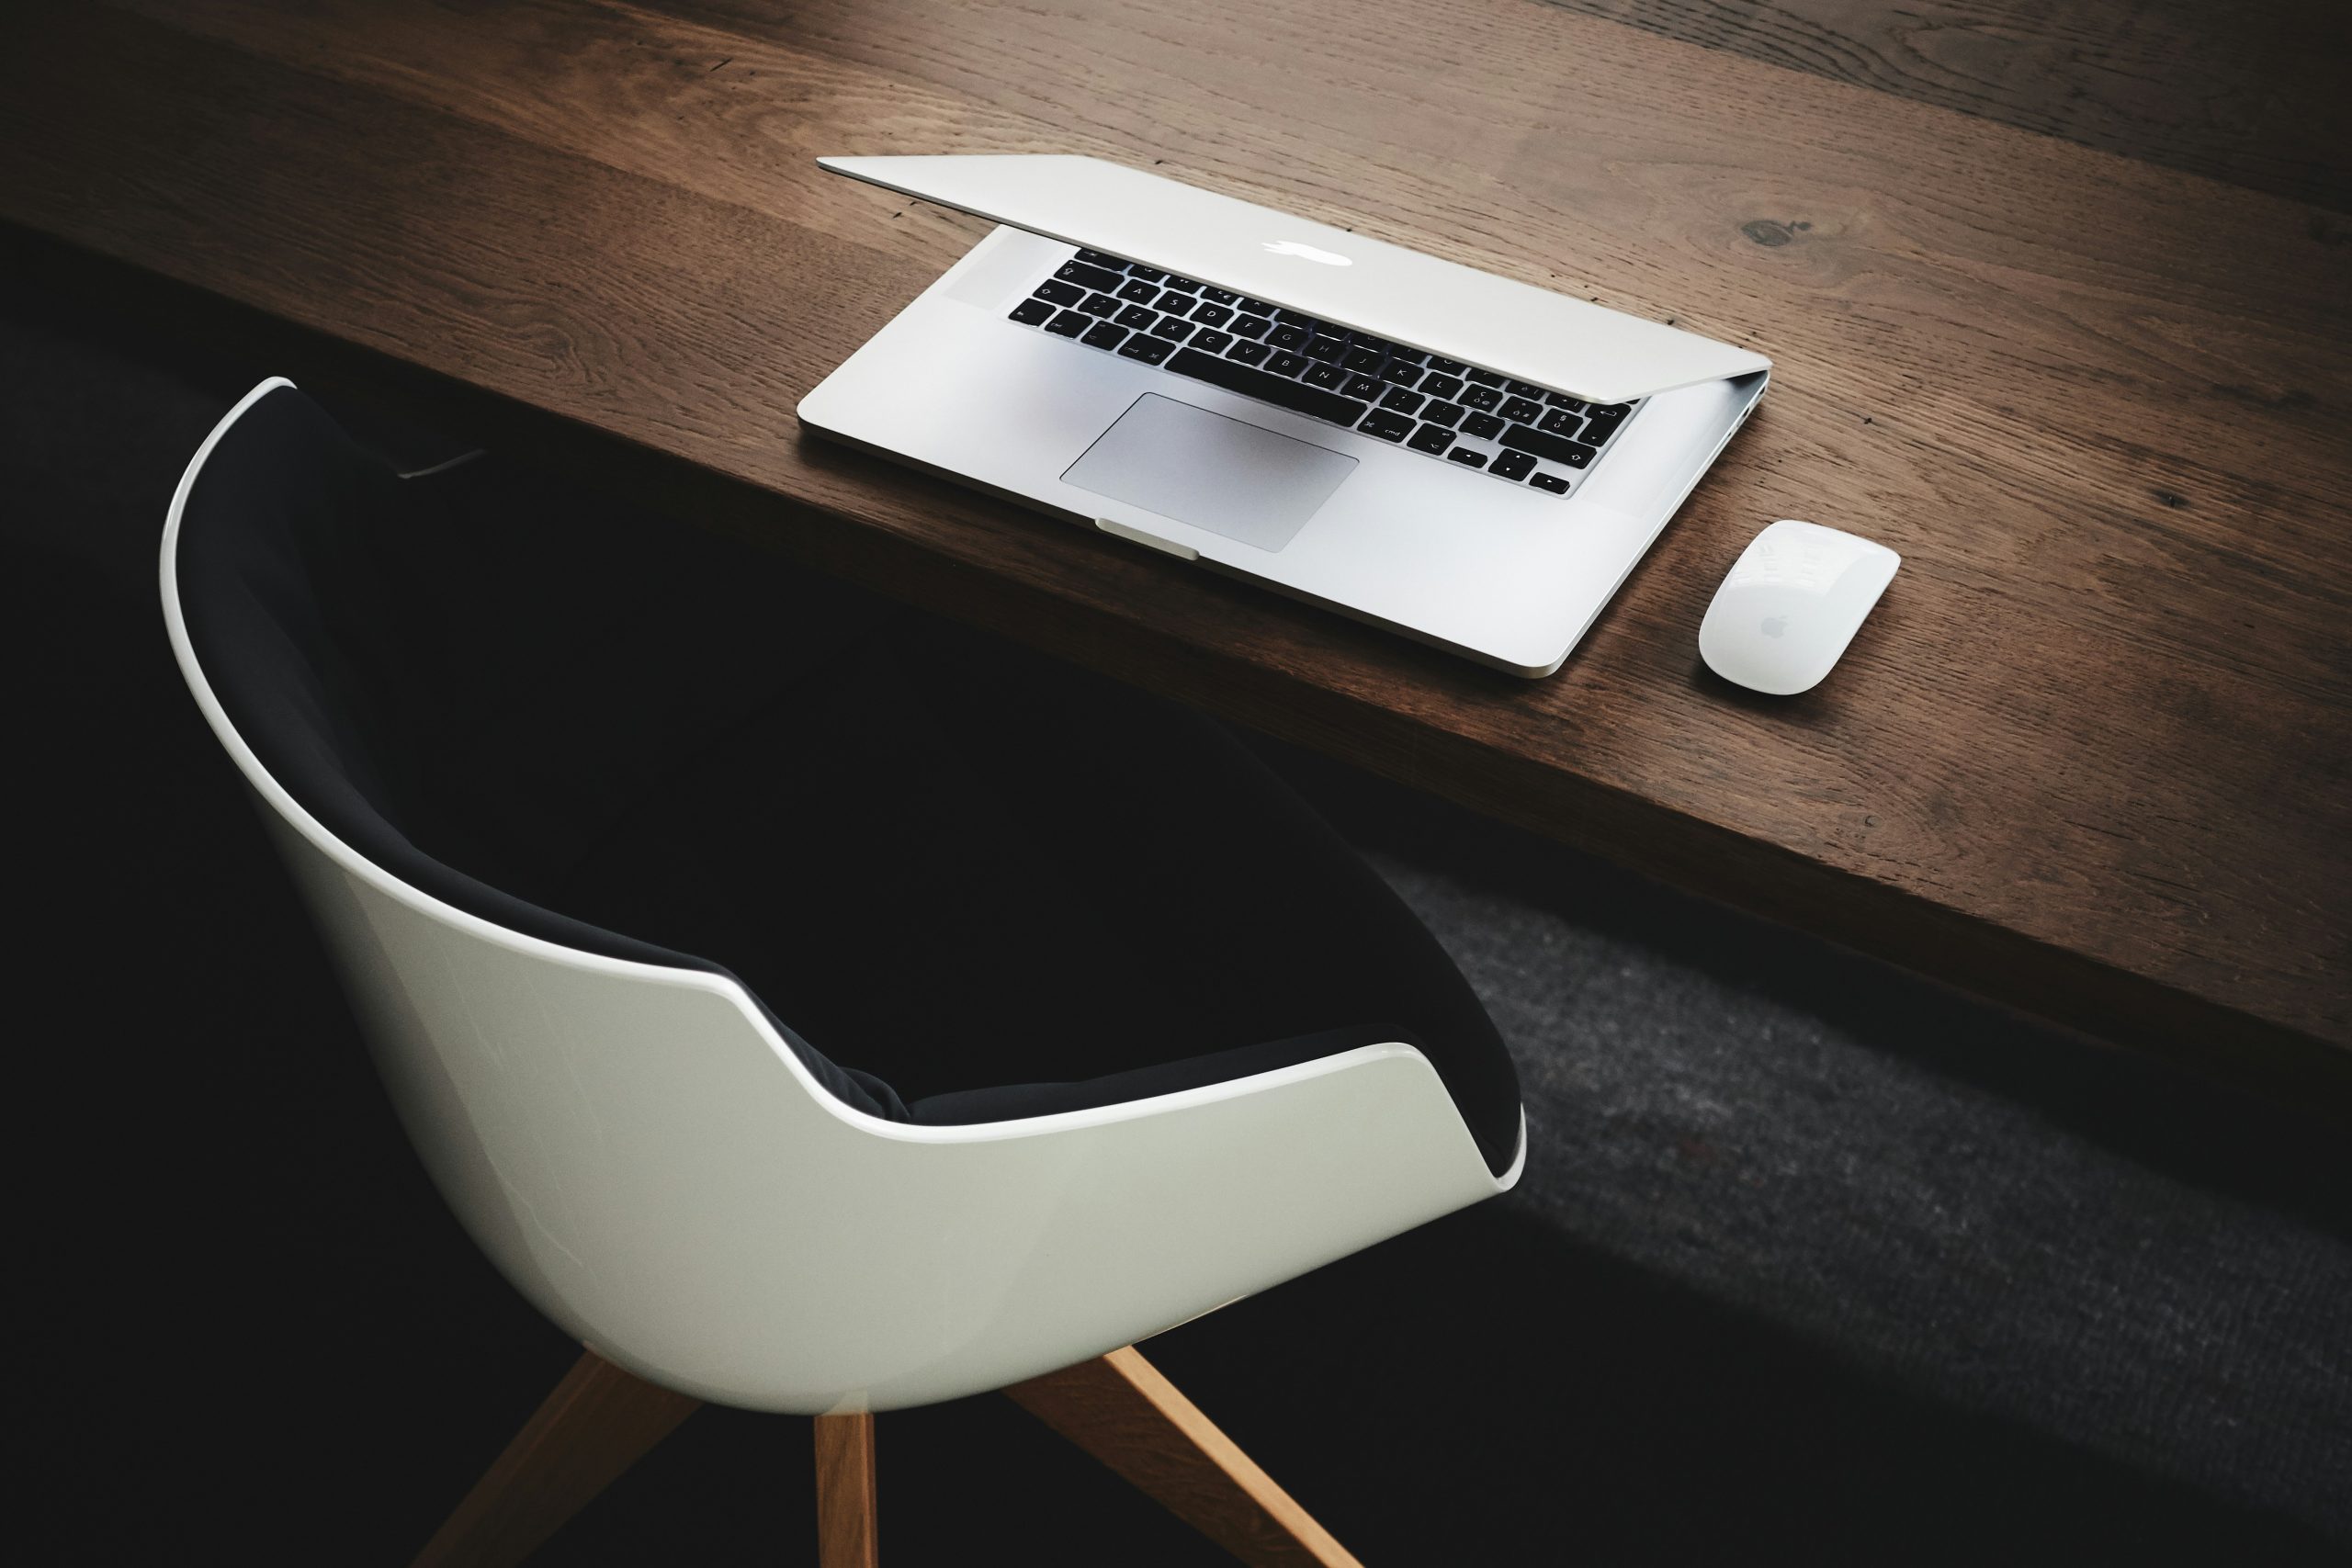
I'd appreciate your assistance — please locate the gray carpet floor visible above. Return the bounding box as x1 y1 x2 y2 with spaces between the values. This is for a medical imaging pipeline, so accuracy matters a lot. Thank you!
5 290 2346 1562
1339 797 2352 1540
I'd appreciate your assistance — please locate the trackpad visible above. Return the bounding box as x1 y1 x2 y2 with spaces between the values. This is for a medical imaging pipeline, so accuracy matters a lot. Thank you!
1062 393 1356 552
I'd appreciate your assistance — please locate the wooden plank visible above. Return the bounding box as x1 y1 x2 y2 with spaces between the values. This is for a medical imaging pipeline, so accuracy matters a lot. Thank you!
0 2 2345 1103
1004 1348 1362 1568
812 1413 880 1568
411 1350 700 1568
1539 0 2352 211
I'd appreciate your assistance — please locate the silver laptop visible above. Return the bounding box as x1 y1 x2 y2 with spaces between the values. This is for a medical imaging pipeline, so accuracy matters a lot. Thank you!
798 155 1770 676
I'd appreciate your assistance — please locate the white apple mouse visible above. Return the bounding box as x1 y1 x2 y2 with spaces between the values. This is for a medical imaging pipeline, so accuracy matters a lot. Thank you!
1699 520 1900 695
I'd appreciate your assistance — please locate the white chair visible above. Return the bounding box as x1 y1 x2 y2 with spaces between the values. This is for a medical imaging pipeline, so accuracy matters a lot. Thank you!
163 378 1524 1566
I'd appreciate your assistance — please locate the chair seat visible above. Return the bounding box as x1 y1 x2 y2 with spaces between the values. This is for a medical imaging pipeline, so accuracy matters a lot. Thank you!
175 387 1520 1172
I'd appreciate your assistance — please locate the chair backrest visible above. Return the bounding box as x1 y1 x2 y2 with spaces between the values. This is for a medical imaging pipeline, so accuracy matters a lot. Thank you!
164 380 1513 1413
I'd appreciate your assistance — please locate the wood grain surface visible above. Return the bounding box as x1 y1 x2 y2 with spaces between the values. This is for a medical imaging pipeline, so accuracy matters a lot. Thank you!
0 0 2346 1105
812 1412 880 1568
1004 1348 1363 1567
410 1349 700 1568
1547 0 2352 210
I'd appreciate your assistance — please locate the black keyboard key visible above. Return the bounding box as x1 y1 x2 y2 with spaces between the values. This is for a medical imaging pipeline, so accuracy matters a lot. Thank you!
1490 450 1537 480
1151 316 1195 342
1009 298 1056 326
1081 321 1127 351
1500 423 1599 468
1528 471 1572 494
1465 367 1505 387
1303 362 1349 389
1419 373 1464 400
1408 423 1453 455
1544 391 1587 411
1035 278 1086 306
1191 328 1234 355
1580 403 1632 442
1118 278 1161 304
1342 374 1385 400
1305 336 1346 362
1342 346 1384 373
1379 360 1421 385
1076 248 1127 268
1274 308 1320 325
1447 447 1487 468
1155 288 1195 312
1462 411 1506 439
1057 261 1124 293
1267 323 1308 349
1386 348 1427 367
1358 409 1414 442
1459 384 1502 410
1428 356 1468 376
1499 396 1544 423
1126 265 1167 282
1116 304 1159 330
1166 346 1371 426
1226 339 1272 366
1192 301 1233 328
1267 349 1311 377
1200 286 1238 305
1538 408 1582 436
1238 297 1278 317
1079 292 1121 318
1379 385 1425 415
1119 333 1174 365
1422 400 1464 427
1163 276 1204 293
1506 379 1546 399
1046 309 1091 337
1228 315 1272 340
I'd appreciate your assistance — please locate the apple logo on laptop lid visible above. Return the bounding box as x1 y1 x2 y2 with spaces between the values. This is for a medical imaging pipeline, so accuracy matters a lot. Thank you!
1261 240 1352 266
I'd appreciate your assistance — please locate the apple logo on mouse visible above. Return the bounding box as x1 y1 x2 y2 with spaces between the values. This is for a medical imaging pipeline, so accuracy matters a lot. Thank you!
1262 240 1352 265
1761 615 1788 638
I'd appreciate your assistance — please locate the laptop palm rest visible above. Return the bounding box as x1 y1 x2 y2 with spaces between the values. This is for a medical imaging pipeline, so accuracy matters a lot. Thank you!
1062 393 1355 553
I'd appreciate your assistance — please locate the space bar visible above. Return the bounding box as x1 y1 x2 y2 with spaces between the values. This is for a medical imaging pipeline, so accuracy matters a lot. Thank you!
1165 348 1369 427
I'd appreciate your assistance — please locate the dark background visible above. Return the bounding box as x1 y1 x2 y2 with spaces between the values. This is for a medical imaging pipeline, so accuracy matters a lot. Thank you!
4 284 2347 1564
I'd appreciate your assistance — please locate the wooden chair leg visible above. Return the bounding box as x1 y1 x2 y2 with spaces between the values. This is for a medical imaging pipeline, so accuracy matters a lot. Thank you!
1001 1347 1363 1568
813 1412 880 1567
410 1349 700 1568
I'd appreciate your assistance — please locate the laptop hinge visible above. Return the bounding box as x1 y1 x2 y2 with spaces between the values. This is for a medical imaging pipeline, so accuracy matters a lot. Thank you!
1095 516 1199 561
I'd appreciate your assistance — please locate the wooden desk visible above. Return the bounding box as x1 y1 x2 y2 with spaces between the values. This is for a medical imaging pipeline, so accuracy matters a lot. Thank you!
4 2 2346 1102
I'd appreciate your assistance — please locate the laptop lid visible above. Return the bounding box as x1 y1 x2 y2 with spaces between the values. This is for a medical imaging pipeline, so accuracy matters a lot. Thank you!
820 153 1770 406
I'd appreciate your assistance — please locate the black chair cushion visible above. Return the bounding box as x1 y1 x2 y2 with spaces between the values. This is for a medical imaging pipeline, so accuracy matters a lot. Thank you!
173 386 1521 1172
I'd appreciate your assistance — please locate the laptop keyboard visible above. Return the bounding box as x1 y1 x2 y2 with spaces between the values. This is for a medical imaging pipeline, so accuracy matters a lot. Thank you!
1005 249 1641 496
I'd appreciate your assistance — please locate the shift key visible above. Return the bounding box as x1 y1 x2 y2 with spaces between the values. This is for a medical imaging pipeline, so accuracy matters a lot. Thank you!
1498 423 1599 468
